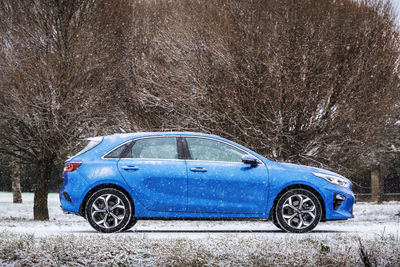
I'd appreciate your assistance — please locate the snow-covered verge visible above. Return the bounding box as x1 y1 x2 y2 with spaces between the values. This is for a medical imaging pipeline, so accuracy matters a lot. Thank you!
0 192 399 266
0 230 399 266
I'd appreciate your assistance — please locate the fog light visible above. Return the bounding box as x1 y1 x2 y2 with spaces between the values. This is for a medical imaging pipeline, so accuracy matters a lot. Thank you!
333 193 345 210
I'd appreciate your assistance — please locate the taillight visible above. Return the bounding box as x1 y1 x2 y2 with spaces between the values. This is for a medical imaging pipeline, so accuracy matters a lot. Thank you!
64 162 82 172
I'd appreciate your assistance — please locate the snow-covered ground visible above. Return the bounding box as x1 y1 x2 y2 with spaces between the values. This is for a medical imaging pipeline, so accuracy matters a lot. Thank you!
0 192 399 238
0 192 399 266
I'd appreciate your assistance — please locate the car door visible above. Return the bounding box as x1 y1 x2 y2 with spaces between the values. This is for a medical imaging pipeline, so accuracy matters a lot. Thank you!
117 136 187 212
184 137 269 214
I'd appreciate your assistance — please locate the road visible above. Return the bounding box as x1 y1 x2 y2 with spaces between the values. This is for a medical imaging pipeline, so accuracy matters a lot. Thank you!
1 192 399 239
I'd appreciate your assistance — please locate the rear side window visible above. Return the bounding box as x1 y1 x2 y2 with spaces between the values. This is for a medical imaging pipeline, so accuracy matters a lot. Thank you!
127 137 178 159
104 143 129 158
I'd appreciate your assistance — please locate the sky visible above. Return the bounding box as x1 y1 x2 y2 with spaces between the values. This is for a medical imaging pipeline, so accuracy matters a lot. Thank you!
391 0 400 22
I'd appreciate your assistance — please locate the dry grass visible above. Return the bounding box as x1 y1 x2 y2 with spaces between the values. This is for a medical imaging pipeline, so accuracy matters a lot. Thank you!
0 231 399 266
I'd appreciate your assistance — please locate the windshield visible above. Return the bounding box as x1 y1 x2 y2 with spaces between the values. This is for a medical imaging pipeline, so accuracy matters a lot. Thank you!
73 137 103 157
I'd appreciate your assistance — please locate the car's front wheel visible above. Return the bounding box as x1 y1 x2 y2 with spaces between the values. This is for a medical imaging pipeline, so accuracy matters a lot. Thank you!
275 189 322 233
85 188 133 233
271 207 283 231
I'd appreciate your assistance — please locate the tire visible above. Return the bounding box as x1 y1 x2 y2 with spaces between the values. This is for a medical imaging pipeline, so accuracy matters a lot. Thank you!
271 207 283 230
275 189 322 233
85 188 133 233
122 218 138 231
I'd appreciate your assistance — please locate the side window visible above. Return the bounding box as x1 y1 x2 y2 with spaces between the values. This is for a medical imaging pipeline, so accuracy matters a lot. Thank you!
104 143 129 158
128 137 178 159
186 137 246 162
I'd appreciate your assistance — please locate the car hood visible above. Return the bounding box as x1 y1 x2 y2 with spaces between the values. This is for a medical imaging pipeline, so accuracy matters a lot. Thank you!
275 162 348 180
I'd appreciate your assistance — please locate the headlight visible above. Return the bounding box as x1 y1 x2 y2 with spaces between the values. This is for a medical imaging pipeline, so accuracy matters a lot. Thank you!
312 172 349 188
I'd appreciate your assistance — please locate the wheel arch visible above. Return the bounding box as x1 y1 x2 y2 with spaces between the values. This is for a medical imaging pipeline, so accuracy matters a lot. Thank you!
79 183 135 217
270 184 326 222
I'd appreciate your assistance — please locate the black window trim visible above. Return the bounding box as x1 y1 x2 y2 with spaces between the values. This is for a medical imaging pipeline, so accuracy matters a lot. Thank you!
177 137 188 160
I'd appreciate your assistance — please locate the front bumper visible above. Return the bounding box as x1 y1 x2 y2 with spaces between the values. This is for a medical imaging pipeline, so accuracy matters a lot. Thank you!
323 184 355 221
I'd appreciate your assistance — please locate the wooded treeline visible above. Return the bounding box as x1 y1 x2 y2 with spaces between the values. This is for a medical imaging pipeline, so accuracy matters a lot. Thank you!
0 0 399 219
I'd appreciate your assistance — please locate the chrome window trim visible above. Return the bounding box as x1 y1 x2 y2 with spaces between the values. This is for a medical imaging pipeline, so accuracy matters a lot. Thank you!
117 158 185 161
101 134 265 166
101 135 180 160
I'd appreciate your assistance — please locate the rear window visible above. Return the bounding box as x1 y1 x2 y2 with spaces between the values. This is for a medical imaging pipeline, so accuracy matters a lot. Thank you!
73 137 103 157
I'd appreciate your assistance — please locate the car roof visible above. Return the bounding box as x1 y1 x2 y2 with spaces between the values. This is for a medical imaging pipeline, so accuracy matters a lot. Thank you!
99 132 221 144
104 131 218 138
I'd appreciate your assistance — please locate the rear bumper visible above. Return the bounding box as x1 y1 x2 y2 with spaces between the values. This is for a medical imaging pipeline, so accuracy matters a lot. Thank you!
59 171 88 214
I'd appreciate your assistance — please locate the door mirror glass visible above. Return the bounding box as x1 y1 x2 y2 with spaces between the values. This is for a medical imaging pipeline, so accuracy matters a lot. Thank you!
242 154 259 166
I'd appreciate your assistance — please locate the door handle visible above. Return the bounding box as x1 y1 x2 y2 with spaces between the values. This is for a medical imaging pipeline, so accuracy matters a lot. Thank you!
122 166 139 171
190 167 207 173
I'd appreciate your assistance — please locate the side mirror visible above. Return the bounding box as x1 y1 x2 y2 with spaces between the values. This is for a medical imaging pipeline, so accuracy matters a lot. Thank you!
242 154 259 166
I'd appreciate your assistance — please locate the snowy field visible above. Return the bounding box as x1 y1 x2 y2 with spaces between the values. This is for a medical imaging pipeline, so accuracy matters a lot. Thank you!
0 192 399 266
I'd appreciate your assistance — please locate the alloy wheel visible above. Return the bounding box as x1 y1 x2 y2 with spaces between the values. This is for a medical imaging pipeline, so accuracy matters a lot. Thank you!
281 194 316 230
275 188 322 233
91 193 126 229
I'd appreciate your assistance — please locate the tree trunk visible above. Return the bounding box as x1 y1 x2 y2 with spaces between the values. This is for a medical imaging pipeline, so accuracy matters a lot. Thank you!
33 157 54 220
11 157 22 203
371 165 383 204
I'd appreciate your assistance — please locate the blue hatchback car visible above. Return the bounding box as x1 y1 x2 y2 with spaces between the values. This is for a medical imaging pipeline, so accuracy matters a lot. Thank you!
60 132 354 233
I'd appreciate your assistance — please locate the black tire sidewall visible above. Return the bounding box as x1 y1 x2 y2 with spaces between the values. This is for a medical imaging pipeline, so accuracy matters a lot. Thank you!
271 207 283 230
85 188 132 233
122 218 138 232
275 189 322 233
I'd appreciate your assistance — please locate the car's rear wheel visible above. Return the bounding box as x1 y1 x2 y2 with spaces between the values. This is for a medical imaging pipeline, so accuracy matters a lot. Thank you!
85 188 132 233
275 189 322 233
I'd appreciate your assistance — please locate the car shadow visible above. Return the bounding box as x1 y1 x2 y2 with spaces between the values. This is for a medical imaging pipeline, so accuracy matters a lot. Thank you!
129 229 348 233
70 229 349 234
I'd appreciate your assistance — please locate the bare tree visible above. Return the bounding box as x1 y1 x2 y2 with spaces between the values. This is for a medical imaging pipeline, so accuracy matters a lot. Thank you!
0 0 398 214
0 0 129 220
11 156 22 203
128 0 400 175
